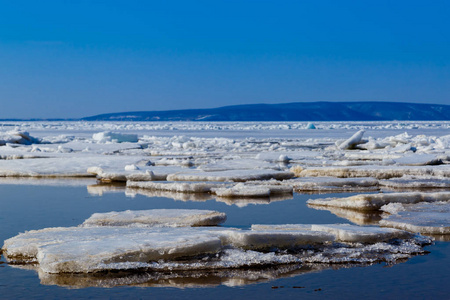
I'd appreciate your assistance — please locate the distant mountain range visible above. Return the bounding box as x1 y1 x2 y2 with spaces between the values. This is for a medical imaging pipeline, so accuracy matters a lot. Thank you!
82 102 450 121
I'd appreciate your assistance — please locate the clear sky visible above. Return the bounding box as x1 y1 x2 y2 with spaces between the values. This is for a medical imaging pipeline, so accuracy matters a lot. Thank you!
0 0 449 119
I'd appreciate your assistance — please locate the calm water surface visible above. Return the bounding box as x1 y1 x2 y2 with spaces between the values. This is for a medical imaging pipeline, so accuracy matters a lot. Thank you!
0 180 449 299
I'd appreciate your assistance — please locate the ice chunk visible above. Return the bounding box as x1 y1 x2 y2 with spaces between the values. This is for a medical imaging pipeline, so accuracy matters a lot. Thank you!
0 156 145 178
166 169 294 182
88 166 187 182
215 194 293 207
284 177 379 192
251 224 411 243
3 220 430 274
223 230 335 250
37 228 223 273
0 130 40 146
126 181 223 193
212 183 292 198
393 154 442 166
297 165 450 179
125 188 215 202
307 192 450 211
379 176 450 189
306 123 316 129
82 209 227 227
124 164 139 171
380 202 450 234
380 203 406 214
337 130 365 150
92 131 138 143
2 226 323 273
309 224 411 242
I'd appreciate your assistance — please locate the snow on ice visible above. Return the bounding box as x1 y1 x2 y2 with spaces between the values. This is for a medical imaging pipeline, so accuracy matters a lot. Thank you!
2 209 430 274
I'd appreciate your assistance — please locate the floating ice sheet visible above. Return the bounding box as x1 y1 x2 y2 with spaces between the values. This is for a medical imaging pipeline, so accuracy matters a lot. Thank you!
307 192 450 211
380 202 450 234
379 176 450 189
212 183 293 198
126 181 225 193
251 224 411 243
0 156 146 177
82 209 227 227
88 166 187 182
296 165 450 179
125 188 214 202
3 227 224 273
2 208 429 274
284 177 379 192
166 169 294 182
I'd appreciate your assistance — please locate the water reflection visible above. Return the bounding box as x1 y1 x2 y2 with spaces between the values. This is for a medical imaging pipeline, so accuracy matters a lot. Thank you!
307 205 382 226
125 187 214 202
7 263 359 289
87 183 294 206
215 194 293 207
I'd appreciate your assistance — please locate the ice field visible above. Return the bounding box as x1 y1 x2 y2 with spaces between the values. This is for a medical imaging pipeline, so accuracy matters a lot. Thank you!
0 121 449 297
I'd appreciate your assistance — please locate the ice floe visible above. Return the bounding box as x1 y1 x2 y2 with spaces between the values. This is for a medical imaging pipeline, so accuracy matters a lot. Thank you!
166 169 294 182
2 209 431 274
212 183 293 198
88 166 187 182
126 181 224 193
380 202 450 234
82 209 227 227
284 177 379 192
307 191 450 211
379 176 450 189
251 224 411 243
295 165 450 179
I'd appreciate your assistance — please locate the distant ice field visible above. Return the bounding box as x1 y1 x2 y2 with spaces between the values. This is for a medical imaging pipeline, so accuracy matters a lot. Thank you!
1 121 449 139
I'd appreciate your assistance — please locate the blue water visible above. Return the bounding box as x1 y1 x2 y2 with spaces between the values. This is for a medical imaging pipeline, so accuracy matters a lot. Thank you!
0 181 449 299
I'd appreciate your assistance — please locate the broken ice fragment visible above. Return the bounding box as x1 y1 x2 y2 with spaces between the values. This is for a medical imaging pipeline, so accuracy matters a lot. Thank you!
212 183 293 198
82 209 227 227
307 192 450 211
251 224 411 243
219 230 335 250
92 131 138 143
166 169 294 182
337 130 365 150
380 202 450 234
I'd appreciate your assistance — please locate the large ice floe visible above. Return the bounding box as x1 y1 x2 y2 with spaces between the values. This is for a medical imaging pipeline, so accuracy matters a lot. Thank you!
307 191 450 211
380 202 450 234
307 191 450 236
2 209 430 275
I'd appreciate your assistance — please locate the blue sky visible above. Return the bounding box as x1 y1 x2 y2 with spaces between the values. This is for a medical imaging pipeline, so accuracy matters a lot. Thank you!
1 0 449 118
